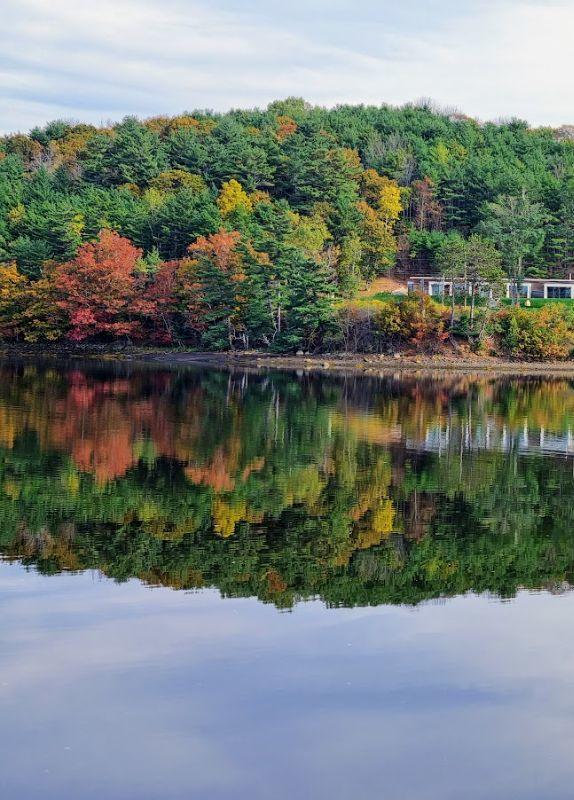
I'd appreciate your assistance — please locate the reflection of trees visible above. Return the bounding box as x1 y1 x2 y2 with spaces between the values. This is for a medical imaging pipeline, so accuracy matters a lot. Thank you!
1 364 574 606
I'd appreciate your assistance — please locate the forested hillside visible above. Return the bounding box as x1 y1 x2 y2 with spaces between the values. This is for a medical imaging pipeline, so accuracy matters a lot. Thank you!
1 98 574 350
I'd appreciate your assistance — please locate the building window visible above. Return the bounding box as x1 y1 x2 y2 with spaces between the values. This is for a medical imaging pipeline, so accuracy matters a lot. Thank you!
546 285 572 299
507 283 531 299
429 282 451 297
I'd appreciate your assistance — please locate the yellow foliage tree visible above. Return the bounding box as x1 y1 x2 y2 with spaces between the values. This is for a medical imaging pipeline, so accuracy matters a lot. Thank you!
361 169 402 222
8 204 25 225
142 187 167 209
0 262 29 339
149 169 206 193
0 264 65 343
357 201 398 275
371 498 396 536
378 178 402 226
19 276 66 342
356 170 402 277
217 179 253 217
52 130 95 168
250 190 272 207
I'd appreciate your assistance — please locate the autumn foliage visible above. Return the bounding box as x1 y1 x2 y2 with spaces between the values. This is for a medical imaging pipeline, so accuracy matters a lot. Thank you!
52 230 144 340
336 294 449 352
496 304 574 360
0 229 251 345
0 225 570 359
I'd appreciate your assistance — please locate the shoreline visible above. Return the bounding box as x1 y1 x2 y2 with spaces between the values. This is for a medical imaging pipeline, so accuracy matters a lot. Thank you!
5 345 574 375
140 351 574 375
5 346 574 377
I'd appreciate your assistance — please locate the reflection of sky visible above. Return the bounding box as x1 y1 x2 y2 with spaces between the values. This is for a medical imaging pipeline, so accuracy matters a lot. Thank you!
2 561 574 799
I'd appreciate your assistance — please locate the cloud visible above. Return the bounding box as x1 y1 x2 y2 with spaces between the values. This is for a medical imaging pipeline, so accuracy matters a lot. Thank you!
4 562 574 799
0 0 573 133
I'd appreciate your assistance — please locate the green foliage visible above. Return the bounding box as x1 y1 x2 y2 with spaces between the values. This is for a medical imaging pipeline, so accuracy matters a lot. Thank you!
274 250 337 351
478 189 548 291
501 297 574 307
83 117 167 186
4 100 574 352
145 188 221 259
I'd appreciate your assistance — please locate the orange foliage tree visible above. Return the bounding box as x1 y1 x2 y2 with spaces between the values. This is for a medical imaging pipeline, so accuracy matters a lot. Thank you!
52 229 147 341
187 230 246 349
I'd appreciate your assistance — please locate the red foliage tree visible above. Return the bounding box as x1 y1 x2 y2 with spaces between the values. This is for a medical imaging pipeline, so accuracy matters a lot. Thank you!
140 261 180 344
52 229 144 341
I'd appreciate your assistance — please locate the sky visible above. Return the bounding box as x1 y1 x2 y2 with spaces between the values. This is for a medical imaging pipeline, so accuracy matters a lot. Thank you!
1 0 574 134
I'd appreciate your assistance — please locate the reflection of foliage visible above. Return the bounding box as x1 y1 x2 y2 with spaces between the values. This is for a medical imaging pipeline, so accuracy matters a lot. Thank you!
2 364 574 607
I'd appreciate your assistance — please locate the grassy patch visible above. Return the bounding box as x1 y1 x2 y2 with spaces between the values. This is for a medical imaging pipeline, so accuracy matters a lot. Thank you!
501 297 574 308
371 292 401 303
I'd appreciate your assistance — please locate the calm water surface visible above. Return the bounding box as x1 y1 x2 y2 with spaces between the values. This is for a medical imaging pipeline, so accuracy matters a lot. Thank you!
2 362 574 799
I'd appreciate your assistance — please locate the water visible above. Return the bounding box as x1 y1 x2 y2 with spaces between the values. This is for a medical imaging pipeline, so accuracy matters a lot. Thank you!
2 362 574 799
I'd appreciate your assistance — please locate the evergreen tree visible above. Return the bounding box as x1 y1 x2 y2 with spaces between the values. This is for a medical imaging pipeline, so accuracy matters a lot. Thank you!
479 189 547 301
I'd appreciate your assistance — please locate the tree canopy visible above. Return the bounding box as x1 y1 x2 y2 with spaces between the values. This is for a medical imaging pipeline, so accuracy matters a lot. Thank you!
1 99 573 350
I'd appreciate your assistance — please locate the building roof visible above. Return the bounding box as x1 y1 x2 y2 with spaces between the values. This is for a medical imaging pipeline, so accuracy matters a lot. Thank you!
409 276 574 283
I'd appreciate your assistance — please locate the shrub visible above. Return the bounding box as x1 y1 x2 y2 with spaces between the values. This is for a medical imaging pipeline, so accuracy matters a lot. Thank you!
496 305 574 360
389 295 450 348
335 294 449 352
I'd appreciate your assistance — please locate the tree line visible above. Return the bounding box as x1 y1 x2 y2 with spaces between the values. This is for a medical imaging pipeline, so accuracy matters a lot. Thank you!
1 98 573 351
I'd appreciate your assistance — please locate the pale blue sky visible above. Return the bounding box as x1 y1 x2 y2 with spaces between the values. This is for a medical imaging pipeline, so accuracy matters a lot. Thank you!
1 0 573 133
